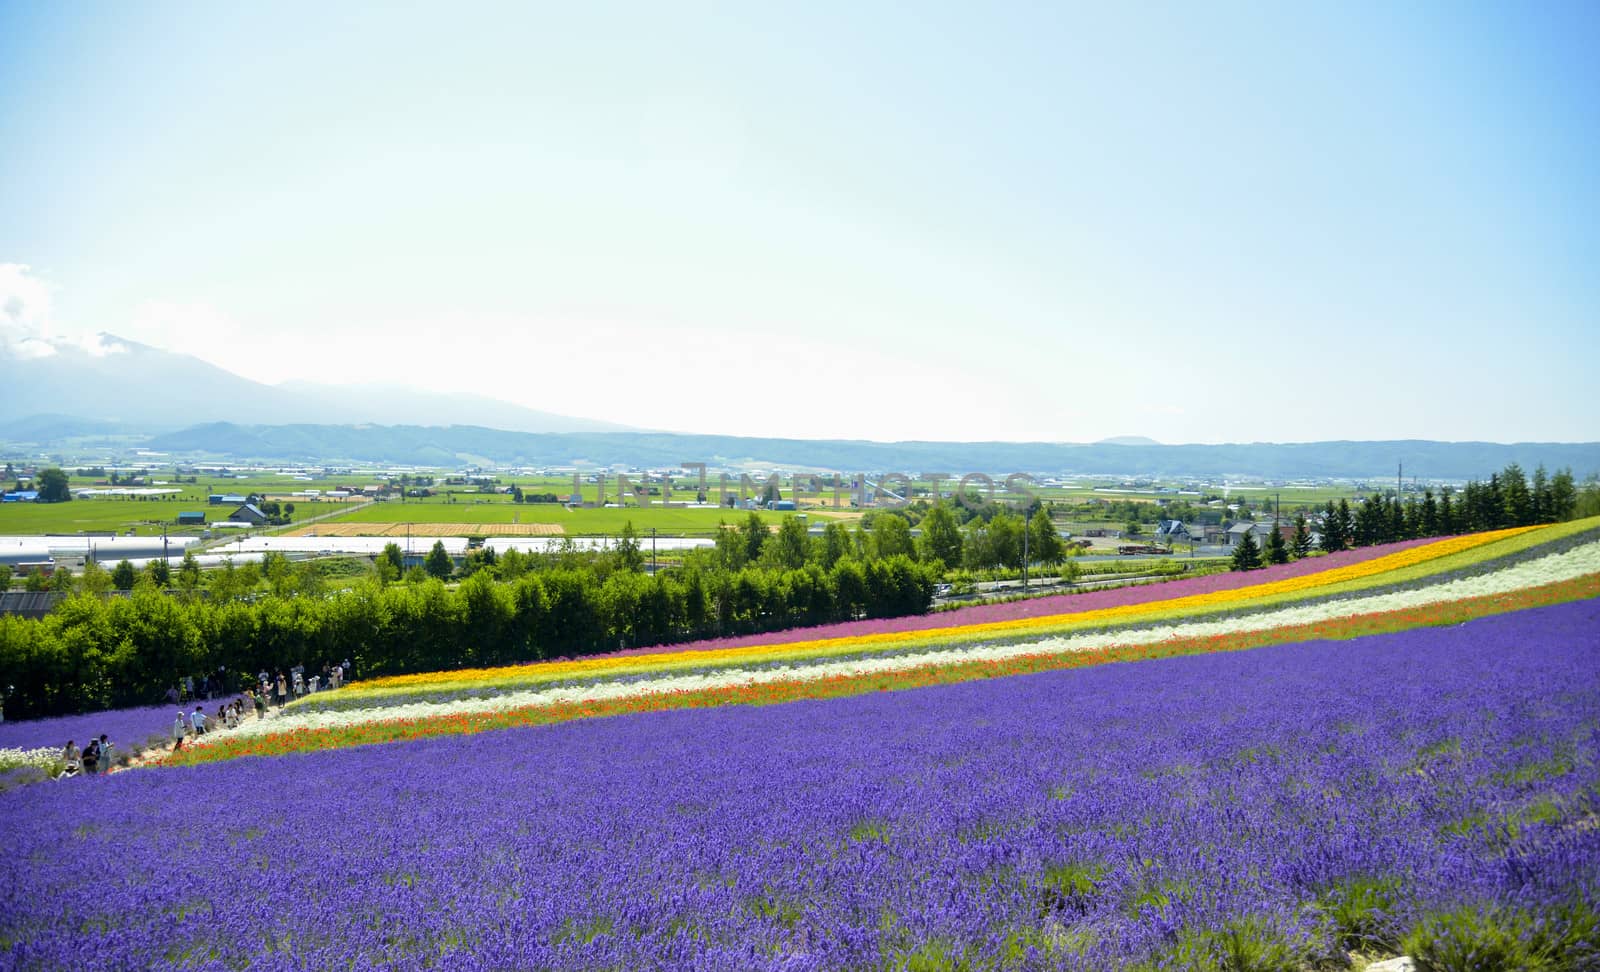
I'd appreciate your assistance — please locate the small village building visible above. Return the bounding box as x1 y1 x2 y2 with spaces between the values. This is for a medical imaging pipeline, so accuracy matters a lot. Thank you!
177 511 207 526
229 503 269 525
1154 520 1191 544
1225 520 1289 547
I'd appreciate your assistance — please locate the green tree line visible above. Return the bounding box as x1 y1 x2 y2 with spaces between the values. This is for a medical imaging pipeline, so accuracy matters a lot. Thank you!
1233 463 1590 570
0 516 940 719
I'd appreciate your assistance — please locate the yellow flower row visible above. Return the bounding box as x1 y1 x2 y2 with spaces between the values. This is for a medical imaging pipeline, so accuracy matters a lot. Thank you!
327 525 1555 703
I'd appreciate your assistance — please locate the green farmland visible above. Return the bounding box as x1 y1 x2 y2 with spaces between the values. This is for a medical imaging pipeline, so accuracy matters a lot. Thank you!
319 500 834 535
0 497 353 537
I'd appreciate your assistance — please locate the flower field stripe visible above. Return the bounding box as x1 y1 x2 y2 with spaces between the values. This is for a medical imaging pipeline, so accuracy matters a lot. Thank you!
259 538 1600 738
618 535 1441 654
12 598 1599 970
321 525 1555 704
163 546 1600 765
0 746 59 773
265 539 1600 743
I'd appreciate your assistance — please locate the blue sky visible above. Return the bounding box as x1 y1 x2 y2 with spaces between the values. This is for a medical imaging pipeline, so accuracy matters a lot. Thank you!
1 1 1596 443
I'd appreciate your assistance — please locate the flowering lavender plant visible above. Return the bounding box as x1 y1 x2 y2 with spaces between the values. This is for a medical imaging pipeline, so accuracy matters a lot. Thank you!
1 599 1595 970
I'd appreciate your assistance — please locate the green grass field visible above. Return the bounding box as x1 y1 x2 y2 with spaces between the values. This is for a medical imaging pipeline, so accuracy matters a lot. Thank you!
0 498 353 536
321 501 824 535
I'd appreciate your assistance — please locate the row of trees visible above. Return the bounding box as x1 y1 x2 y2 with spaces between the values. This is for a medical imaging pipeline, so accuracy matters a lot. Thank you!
677 508 1068 576
0 549 940 719
1233 463 1591 570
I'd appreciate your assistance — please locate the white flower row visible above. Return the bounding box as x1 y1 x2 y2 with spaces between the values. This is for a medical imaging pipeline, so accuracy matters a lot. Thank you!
190 542 1600 748
0 746 63 772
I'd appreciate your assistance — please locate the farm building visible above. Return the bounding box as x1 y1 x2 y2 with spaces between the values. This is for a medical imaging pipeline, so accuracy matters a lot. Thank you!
1225 520 1292 547
228 503 269 525
208 493 249 505
1154 520 1192 544
177 511 207 526
1 490 40 502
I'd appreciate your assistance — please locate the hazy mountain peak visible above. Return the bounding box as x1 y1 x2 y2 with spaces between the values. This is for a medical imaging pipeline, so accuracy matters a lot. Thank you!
0 333 636 433
1096 435 1162 446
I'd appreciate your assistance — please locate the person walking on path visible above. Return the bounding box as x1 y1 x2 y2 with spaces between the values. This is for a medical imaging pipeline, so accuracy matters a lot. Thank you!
97 734 113 773
275 672 288 709
81 737 99 776
172 712 188 752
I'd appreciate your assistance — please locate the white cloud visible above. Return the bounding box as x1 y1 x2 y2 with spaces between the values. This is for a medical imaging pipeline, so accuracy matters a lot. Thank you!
0 263 59 358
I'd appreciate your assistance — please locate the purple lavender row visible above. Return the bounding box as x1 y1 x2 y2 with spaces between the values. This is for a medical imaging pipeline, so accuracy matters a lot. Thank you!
0 703 175 755
2 598 1596 970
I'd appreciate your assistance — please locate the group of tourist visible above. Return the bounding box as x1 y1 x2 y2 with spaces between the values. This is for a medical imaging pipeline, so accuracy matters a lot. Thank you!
170 695 260 751
256 660 350 708
58 734 115 777
57 657 358 771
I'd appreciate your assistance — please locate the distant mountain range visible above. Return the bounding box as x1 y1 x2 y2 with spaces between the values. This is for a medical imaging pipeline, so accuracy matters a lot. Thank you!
0 332 633 433
4 335 1597 478
104 423 1600 479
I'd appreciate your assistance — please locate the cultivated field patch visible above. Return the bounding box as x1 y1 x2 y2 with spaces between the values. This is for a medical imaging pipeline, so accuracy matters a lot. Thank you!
286 521 566 537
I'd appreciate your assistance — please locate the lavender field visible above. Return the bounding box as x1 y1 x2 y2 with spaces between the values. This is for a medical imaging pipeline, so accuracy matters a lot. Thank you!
3 600 1598 971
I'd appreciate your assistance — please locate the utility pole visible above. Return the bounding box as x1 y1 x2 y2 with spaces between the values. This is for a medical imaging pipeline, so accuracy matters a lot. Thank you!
650 527 657 574
1022 512 1030 591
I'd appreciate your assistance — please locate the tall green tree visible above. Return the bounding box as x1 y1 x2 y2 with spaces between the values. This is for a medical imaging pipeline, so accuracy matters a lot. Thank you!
381 543 406 575
713 522 748 570
1502 463 1531 526
917 503 963 568
36 467 72 503
740 512 768 564
424 541 454 580
1029 508 1065 565
110 559 137 591
78 560 113 595
1231 532 1262 571
1319 501 1346 553
975 512 1021 570
176 550 203 595
765 516 811 570
613 523 644 573
869 514 915 561
1290 512 1311 560
814 521 851 570
1549 468 1577 522
1264 524 1289 565
1437 488 1456 535
263 552 294 596
144 558 171 589
1530 465 1551 523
